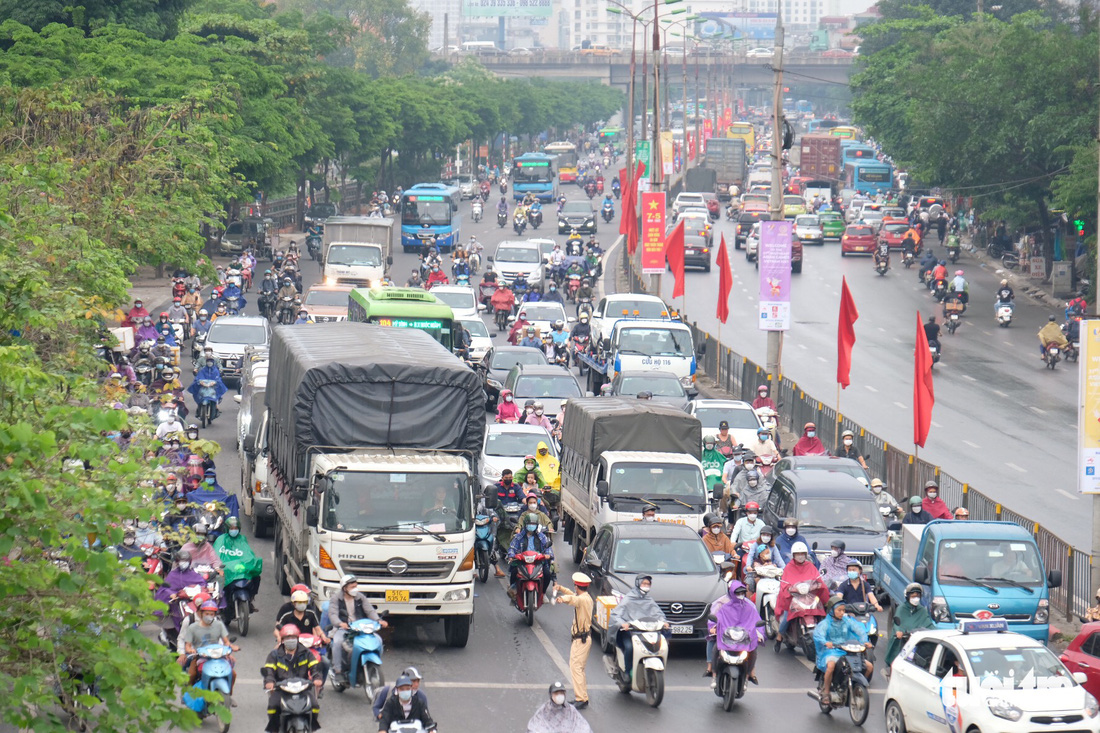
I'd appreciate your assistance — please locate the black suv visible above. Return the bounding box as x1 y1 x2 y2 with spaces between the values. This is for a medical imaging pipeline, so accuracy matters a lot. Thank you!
735 211 763 249
558 200 597 234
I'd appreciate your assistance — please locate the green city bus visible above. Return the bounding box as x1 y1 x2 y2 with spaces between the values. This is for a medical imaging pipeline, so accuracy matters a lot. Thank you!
347 287 456 350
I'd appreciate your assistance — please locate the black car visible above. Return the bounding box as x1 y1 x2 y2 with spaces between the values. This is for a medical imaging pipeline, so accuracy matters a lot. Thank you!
581 521 726 645
771 455 871 487
558 200 597 234
476 345 547 408
683 233 711 272
761 471 888 574
735 211 763 250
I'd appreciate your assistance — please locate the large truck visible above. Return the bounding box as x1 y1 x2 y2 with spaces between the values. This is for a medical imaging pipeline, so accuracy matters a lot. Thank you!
266 322 485 647
576 318 698 397
560 398 708 564
873 520 1061 643
798 134 842 182
321 216 394 288
703 137 748 199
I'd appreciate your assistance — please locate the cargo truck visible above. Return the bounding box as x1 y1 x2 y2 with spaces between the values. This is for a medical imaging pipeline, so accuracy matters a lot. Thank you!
703 138 748 200
266 322 484 647
798 134 842 182
321 216 394 288
560 398 708 564
873 520 1061 643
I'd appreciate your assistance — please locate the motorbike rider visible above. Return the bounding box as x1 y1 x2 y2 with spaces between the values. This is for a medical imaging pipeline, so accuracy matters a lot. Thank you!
378 674 436 733
730 501 765 548
495 389 520 424
901 230 918 259
930 260 948 291
752 384 776 410
124 299 150 329
574 280 594 313
747 427 780 463
516 492 553 538
995 279 1015 315
543 282 565 306
703 513 735 555
167 297 189 328
917 248 937 282
490 282 515 322
792 422 827 456
182 599 239 689
155 314 178 346
514 454 545 488
921 481 953 520
570 313 592 342
870 478 899 515
701 436 727 502
189 357 227 418
214 516 262 611
497 196 509 218
275 589 328 647
872 238 890 270
525 401 554 431
924 315 942 356
294 309 313 325
774 542 830 647
607 575 669 679
713 580 763 686
425 265 448 289
548 244 566 282
835 430 869 471
180 522 223 572
813 597 872 700
819 540 856 589
534 441 560 488
902 495 932 525
746 527 785 581
884 583 935 669
836 560 881 611
276 277 298 319
263 624 322 732
328 574 388 683
1039 315 1069 358
776 518 819 567
193 309 212 341
948 269 969 304
506 513 555 602
519 326 542 350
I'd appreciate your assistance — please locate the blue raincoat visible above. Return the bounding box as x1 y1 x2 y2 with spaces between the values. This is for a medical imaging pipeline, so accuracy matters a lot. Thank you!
812 611 868 671
188 366 227 403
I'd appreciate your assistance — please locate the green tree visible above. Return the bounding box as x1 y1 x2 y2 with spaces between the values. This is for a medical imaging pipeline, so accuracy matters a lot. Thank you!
0 0 197 38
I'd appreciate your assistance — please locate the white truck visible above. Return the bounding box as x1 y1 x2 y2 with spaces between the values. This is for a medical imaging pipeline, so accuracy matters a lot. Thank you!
560 398 708 563
266 322 485 647
580 318 699 397
321 216 394 288
589 293 671 347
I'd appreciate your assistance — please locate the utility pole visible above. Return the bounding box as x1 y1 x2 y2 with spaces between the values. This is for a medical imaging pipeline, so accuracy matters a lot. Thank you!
443 13 449 63
650 0 663 296
1091 27 1100 596
766 1 785 384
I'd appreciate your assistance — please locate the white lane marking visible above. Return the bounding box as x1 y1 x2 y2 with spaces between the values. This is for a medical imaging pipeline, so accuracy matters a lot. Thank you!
1005 462 1027 474
962 440 980 449
1029 406 1046 414
893 401 906 409
1003 341 1013 346
993 390 1008 398
797 343 808 350
496 575 571 678
931 420 942 428
817 356 827 363
961 374 977 382
865 385 878 393
877 327 886 332
893 338 904 343
1056 489 1080 502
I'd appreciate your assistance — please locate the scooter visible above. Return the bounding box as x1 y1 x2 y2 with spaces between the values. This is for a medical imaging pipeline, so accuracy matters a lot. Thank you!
809 641 871 726
996 302 1013 327
1044 343 1061 370
873 257 889 276
754 565 782 639
329 617 385 701
181 644 233 732
847 601 878 678
601 201 615 223
775 578 824 662
273 676 316 733
566 273 582 302
551 340 570 369
946 234 960 263
610 619 669 708
512 550 550 626
471 201 483 223
306 234 322 261
497 211 507 228
945 310 961 335
222 577 254 636
196 380 219 428
513 216 527 236
902 251 915 269
932 279 947 301
494 307 511 332
474 510 496 583
713 623 763 711
571 334 590 375
528 208 543 229
928 341 941 365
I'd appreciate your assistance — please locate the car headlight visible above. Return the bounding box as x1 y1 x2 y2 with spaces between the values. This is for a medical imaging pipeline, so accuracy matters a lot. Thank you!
986 696 1023 722
585 218 594 225
484 464 502 480
486 378 503 389
679 375 694 387
1085 693 1099 718
931 596 950 623
443 588 470 601
1035 598 1048 623
558 218 567 227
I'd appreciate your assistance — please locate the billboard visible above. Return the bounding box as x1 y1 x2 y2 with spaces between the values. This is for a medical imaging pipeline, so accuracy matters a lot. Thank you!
758 220 792 331
463 0 551 17
1079 320 1100 493
696 12 777 41
640 192 667 275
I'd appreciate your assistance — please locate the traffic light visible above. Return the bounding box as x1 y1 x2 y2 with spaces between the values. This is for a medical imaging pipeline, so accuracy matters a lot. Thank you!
782 86 790 92
1075 218 1086 236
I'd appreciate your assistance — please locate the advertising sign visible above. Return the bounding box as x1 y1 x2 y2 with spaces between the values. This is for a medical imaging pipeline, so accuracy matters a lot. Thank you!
696 12 777 41
758 220 792 331
1079 320 1100 493
640 192 667 275
463 0 551 17
635 140 651 177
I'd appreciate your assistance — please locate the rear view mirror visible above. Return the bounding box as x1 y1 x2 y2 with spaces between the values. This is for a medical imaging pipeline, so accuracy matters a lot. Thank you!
386 256 394 266
233 394 242 404
596 480 609 498
306 505 319 526
1074 672 1088 685
913 566 929 585
1048 569 1062 589
483 491 499 509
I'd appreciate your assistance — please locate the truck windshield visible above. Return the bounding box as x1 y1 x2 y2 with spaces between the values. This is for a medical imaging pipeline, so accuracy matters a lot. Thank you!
617 328 691 357
936 540 1043 586
796 498 885 533
608 463 706 506
611 537 715 574
322 471 471 534
326 245 382 267
606 300 668 320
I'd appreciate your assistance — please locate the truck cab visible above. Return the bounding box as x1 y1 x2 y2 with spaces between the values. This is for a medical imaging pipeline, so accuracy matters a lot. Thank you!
603 319 697 396
874 520 1060 642
589 294 670 347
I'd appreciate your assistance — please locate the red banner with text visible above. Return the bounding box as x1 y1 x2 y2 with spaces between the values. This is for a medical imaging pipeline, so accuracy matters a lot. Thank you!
640 191 667 275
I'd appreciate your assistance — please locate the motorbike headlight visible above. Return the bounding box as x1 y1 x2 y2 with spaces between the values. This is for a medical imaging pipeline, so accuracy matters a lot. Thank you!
985 696 1023 722
486 378 503 389
484 464 502 480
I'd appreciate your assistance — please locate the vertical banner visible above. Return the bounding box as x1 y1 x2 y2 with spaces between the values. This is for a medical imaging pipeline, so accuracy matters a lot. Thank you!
758 220 793 331
635 140 651 177
1079 320 1100 493
703 118 713 141
640 191 667 274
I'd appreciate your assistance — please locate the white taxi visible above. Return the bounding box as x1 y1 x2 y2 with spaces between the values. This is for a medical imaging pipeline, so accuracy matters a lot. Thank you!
884 619 1100 733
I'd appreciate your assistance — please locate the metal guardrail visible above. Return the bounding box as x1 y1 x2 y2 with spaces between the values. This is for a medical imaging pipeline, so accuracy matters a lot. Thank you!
621 242 1093 623
453 51 856 67
262 182 370 229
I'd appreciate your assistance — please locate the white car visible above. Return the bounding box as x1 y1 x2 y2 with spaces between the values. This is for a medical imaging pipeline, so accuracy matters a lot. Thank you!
746 47 773 58
672 192 707 216
458 317 493 363
793 214 824 245
858 203 886 232
479 423 556 489
490 240 544 288
884 620 1099 733
745 222 762 262
687 399 765 447
515 300 570 337
429 284 482 319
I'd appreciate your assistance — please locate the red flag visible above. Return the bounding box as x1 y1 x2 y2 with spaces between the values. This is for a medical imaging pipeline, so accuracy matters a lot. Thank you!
663 219 686 299
618 167 631 237
625 162 645 255
913 311 935 447
716 235 732 324
688 132 695 161
837 276 859 389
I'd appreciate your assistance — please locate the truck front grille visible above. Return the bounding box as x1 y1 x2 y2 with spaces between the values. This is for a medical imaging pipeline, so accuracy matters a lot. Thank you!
341 559 455 580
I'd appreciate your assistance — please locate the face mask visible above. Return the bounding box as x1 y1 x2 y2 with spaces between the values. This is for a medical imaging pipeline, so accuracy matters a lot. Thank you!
178 562 190 570
908 596 921 607
758 434 768 442
786 528 797 536
831 549 840 557
760 535 771 544
844 438 853 446
639 586 650 595
793 555 807 564
293 602 308 612
535 410 544 416
503 477 512 485
206 361 215 368
205 478 214 485
747 480 758 488
202 615 216 624
711 526 721 534
525 462 535 470
744 463 755 471
398 689 413 702
527 504 538 512
176 503 187 511
552 692 566 706
807 431 816 438
912 506 922 513
526 524 538 533
747 513 758 521
345 586 358 595
526 407 534 413
505 396 513 402
848 570 859 580
228 529 240 538
643 515 655 522
124 537 136 546
928 491 938 499
872 486 882 494
283 638 299 651
735 592 748 601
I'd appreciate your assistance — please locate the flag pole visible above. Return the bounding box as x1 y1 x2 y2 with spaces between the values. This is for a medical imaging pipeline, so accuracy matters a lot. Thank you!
716 322 721 384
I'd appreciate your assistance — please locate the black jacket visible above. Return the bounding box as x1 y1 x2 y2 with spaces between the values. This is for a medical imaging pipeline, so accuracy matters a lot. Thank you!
261 646 322 685
377 690 436 732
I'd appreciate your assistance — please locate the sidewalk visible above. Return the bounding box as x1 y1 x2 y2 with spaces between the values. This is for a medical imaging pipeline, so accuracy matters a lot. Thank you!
959 232 1065 310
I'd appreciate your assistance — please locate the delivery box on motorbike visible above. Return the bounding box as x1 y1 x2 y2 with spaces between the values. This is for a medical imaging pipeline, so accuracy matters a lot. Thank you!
595 596 618 632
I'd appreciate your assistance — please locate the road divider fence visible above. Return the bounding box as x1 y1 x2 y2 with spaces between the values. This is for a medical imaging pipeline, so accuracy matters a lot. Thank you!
621 241 1091 622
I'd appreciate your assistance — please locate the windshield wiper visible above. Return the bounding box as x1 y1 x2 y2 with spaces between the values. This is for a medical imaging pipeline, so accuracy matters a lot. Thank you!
644 496 699 509
831 524 879 534
798 523 827 530
610 495 658 508
616 348 648 356
978 576 1036 594
347 523 447 542
942 574 999 594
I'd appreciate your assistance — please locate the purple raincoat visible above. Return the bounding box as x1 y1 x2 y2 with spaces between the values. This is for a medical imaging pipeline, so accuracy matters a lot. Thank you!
715 580 763 653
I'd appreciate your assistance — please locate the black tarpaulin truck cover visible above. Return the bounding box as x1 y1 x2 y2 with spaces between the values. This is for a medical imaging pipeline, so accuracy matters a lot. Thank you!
266 323 485 468
561 397 701 460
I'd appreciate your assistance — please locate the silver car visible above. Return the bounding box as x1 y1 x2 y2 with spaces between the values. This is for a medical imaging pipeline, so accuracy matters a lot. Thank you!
203 315 271 383
794 214 824 245
479 423 557 489
609 370 690 411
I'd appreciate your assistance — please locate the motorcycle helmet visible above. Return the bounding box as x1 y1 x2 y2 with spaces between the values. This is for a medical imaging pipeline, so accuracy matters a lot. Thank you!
579 313 589 322
339 574 358 589
955 270 963 276
790 541 809 556
159 312 169 320
744 501 760 513
192 522 209 537
825 595 846 614
291 590 310 604
553 320 564 331
841 429 854 439
904 582 923 599
526 327 535 335
548 680 567 698
533 401 544 412
199 600 219 614
280 624 300 640
394 674 413 690
703 435 716 448
173 297 182 304
830 539 846 553
1000 279 1008 286
402 667 423 681
1049 315 1057 322
939 260 946 266
198 309 208 317
703 512 720 528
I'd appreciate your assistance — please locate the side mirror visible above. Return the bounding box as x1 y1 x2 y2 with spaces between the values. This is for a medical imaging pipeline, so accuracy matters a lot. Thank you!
233 394 242 404
1048 569 1062 589
696 342 706 356
586 554 603 571
306 505 319 526
487 256 495 263
1074 671 1088 685
293 477 309 502
490 333 498 339
585 390 594 397
888 521 902 532
913 566 930 585
478 303 487 312
567 316 576 324
811 541 818 552
387 256 394 266
483 492 499 509
243 433 257 455
596 480 609 498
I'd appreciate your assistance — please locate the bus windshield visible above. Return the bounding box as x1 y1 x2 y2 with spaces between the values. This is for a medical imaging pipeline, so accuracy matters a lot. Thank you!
513 163 554 184
857 167 892 183
402 198 452 226
323 470 471 535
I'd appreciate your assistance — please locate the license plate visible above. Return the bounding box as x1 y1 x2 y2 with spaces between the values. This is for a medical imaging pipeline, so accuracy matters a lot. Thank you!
385 589 409 602
671 624 693 635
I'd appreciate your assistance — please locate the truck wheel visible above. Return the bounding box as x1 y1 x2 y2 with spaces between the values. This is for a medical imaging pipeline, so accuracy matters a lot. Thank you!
274 526 291 595
571 529 586 564
444 616 471 648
